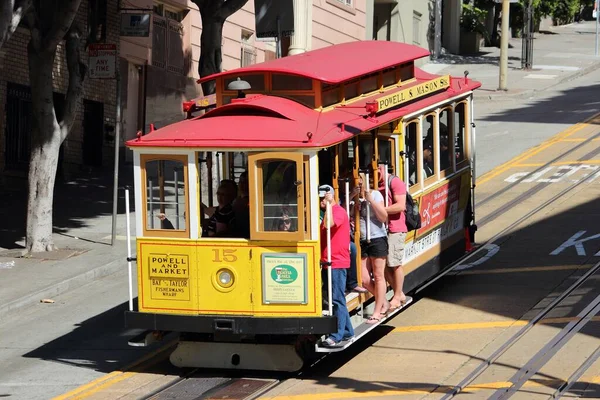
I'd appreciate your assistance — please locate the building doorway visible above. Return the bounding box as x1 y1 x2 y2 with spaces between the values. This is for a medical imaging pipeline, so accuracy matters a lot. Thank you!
82 99 104 167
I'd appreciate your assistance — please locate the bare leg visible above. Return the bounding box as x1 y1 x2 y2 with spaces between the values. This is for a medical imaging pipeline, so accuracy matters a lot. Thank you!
361 257 375 294
371 256 389 318
386 265 406 308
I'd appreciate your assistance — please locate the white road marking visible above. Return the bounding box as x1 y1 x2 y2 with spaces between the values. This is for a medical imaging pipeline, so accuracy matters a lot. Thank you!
550 231 600 256
455 244 500 271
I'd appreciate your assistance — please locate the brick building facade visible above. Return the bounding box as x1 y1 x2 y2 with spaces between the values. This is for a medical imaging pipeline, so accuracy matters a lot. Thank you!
0 0 120 178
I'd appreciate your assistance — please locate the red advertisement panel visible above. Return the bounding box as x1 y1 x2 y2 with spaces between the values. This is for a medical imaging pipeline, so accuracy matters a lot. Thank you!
417 179 461 235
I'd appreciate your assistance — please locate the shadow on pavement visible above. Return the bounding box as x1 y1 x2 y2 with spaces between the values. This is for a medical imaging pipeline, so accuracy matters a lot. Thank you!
0 166 134 250
481 83 600 126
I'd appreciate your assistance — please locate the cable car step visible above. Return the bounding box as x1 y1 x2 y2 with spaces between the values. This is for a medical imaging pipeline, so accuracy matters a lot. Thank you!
127 330 169 347
314 296 413 353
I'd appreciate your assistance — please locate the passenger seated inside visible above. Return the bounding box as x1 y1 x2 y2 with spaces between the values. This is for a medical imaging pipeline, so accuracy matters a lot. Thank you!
232 171 250 238
157 212 174 230
409 140 434 184
202 179 237 237
277 214 292 231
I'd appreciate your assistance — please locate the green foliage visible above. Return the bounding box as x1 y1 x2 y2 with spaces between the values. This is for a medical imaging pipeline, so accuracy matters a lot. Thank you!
460 3 489 38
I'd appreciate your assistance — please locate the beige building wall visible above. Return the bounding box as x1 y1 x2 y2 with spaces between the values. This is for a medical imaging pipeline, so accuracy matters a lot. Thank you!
312 0 367 49
371 0 434 66
0 0 119 177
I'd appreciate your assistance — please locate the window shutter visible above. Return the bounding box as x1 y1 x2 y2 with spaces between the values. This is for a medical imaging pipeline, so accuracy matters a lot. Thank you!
167 20 184 75
241 44 256 67
152 16 167 69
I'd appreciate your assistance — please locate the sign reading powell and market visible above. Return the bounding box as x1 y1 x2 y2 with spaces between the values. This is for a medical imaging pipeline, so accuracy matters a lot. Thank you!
262 253 307 304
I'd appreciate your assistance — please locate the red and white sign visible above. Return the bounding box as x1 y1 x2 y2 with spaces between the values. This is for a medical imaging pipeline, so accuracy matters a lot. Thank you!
89 44 116 79
417 179 461 235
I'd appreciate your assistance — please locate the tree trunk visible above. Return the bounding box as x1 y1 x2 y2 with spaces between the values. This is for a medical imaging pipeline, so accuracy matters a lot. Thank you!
199 19 224 95
26 43 62 252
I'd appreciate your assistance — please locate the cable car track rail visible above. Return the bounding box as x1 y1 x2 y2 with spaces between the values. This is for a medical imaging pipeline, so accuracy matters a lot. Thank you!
439 260 600 400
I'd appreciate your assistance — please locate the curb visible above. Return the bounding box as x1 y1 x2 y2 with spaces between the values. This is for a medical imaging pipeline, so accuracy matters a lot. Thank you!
474 60 600 102
0 257 125 320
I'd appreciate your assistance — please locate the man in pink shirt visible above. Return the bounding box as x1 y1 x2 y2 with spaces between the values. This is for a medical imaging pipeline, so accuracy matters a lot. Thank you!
319 184 354 347
378 163 408 311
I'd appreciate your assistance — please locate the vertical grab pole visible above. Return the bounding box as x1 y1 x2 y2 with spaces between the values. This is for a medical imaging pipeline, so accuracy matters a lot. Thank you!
470 97 477 225
125 187 133 311
148 180 154 229
365 172 371 242
174 169 180 229
384 164 389 230
345 179 350 218
326 202 333 317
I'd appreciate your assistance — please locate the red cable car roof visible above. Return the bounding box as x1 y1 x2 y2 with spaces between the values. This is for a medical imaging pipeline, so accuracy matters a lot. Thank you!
198 41 430 85
127 69 481 150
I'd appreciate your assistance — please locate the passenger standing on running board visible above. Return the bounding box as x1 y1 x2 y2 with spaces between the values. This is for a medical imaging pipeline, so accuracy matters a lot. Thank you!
353 172 389 324
378 163 408 311
319 184 355 347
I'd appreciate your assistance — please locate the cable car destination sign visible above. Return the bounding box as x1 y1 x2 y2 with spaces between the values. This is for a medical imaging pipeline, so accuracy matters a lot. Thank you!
375 75 450 113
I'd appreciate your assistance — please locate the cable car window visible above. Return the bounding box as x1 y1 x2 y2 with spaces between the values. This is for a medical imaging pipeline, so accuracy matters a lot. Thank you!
358 135 373 170
272 74 313 91
261 161 298 232
344 79 359 100
400 63 414 82
378 138 393 167
439 108 452 172
322 86 341 107
382 68 397 87
423 114 436 180
144 157 188 235
455 102 467 164
361 73 378 94
406 121 419 185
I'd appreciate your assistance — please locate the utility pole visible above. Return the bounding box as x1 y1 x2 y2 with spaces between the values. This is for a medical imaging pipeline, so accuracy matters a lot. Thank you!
498 0 510 90
111 65 122 246
596 0 599 56
521 0 533 69
433 0 442 59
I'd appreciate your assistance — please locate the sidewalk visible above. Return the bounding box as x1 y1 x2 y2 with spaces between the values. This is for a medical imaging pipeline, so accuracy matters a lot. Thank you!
422 21 600 100
0 168 135 320
3 23 600 320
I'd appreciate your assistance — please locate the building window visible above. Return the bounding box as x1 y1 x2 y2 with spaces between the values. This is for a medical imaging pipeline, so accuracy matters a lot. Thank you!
88 0 107 43
413 11 422 46
152 2 185 74
240 31 256 67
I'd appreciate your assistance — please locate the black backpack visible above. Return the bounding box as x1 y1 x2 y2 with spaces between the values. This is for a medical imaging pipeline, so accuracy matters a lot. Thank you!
388 175 421 232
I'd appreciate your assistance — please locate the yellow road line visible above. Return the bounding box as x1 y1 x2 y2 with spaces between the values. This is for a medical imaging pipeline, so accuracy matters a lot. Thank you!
514 160 600 167
460 265 593 275
68 373 136 400
392 316 600 333
51 372 122 400
559 138 600 142
52 340 176 400
258 377 599 399
477 112 600 186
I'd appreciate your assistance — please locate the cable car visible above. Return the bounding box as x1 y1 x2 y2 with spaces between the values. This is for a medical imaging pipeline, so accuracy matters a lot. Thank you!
123 41 481 371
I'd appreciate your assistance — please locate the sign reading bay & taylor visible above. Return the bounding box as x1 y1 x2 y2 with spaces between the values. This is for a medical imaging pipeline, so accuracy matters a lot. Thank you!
375 75 451 113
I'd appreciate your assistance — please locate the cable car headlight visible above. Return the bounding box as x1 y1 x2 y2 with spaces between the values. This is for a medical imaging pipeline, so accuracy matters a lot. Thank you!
217 269 234 288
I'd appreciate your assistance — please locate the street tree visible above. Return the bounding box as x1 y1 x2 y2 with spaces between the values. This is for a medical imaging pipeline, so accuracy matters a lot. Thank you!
22 0 87 253
190 0 249 95
0 0 32 49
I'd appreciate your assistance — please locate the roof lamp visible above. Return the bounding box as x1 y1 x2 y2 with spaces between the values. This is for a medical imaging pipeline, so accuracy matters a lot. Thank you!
227 77 251 99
